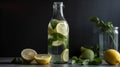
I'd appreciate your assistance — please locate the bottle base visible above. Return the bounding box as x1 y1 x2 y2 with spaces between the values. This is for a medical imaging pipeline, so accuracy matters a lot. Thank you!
50 55 68 64
53 61 68 64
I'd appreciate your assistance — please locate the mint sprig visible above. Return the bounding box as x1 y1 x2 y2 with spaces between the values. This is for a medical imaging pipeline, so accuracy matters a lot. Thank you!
89 16 113 32
11 57 29 64
72 56 102 65
50 19 59 29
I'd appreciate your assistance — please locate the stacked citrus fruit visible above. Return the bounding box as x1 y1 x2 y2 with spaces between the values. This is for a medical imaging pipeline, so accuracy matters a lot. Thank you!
21 48 51 64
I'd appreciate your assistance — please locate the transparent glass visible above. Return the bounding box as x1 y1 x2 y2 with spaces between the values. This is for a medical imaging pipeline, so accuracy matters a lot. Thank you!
48 2 69 63
99 27 119 58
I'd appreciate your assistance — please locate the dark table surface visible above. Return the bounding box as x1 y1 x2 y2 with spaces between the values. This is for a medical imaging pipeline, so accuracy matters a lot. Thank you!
0 57 119 67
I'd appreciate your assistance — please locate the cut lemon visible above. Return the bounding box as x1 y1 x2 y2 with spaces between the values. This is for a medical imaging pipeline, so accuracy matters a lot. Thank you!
21 48 37 61
61 49 69 62
56 21 69 36
52 40 63 46
34 54 51 64
48 23 55 33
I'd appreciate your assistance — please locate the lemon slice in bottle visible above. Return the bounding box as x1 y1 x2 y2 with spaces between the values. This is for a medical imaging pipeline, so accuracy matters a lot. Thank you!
52 40 63 46
48 23 55 33
56 22 69 36
61 49 69 62
21 48 37 61
34 54 51 64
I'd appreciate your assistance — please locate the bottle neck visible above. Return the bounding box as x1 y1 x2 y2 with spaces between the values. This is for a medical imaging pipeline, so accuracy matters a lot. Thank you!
52 3 65 20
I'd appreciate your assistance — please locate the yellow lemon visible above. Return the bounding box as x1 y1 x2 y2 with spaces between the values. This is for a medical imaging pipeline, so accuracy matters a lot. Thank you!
21 48 37 61
61 49 69 62
34 54 51 64
103 49 120 65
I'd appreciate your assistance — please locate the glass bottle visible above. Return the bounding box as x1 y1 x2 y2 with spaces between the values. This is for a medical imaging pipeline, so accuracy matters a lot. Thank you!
99 27 119 58
48 2 69 63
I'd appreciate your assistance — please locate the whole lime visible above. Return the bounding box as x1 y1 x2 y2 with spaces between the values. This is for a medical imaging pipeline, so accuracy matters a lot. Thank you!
79 47 95 61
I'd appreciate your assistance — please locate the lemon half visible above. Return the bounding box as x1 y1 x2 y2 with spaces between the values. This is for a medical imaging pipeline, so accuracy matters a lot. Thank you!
61 49 69 62
34 54 51 64
21 48 37 61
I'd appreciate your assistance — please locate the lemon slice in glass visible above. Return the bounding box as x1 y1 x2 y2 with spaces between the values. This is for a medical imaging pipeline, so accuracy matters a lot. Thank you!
34 54 51 64
56 22 69 36
61 49 69 62
21 48 37 61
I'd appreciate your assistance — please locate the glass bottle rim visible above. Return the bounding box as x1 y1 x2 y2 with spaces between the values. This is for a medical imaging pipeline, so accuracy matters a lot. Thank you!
113 27 119 30
53 2 63 6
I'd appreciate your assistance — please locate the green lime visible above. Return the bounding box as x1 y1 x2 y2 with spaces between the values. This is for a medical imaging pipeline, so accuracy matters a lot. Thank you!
80 47 95 61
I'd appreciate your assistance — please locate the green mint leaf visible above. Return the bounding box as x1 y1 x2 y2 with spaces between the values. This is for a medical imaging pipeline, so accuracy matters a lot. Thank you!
77 58 83 64
89 58 102 65
72 56 78 60
89 16 114 32
51 33 66 41
72 60 76 64
48 39 53 47
50 20 58 29
72 56 80 64
106 22 113 28
81 59 90 65
89 16 100 23
11 57 28 64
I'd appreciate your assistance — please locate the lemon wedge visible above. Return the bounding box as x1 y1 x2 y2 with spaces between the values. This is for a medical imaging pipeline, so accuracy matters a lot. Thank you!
61 49 69 62
34 54 51 64
56 21 69 36
21 48 37 61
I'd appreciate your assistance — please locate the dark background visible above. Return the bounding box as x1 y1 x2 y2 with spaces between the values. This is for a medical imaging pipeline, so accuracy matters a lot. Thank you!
1 0 120 57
